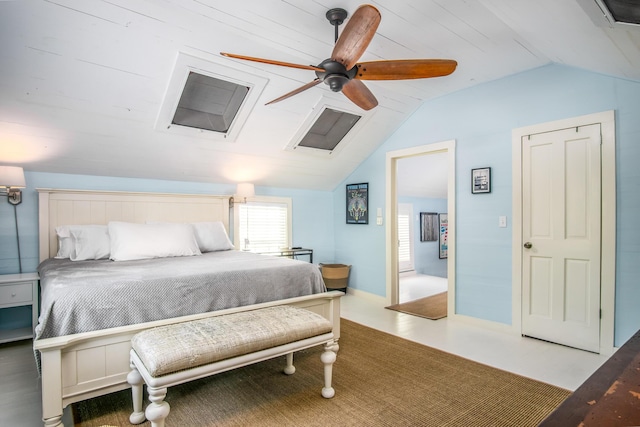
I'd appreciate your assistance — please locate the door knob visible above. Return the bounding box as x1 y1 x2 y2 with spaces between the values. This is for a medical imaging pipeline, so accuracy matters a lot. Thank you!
523 242 532 249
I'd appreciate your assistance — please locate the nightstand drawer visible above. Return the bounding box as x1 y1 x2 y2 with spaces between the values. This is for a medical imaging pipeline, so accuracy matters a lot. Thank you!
0 282 33 306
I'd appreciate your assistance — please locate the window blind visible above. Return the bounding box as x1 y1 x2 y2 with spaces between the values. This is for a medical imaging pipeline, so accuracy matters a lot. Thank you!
398 213 411 264
239 202 288 252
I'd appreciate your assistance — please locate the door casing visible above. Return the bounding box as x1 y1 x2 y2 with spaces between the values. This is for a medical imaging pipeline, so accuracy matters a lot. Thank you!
385 140 456 310
512 110 616 355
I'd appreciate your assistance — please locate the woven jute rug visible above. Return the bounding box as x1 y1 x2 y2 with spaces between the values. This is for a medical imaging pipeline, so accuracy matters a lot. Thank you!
72 319 570 427
386 291 448 319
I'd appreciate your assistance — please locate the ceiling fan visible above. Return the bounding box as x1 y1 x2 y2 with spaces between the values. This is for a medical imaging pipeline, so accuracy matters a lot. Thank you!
221 4 457 111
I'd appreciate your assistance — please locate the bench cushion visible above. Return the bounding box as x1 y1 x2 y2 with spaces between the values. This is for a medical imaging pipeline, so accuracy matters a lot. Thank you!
131 305 333 377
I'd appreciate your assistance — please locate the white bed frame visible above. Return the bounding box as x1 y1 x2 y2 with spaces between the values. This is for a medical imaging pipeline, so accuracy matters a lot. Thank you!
34 188 342 427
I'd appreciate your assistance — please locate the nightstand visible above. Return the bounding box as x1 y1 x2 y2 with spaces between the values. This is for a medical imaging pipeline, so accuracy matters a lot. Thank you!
0 272 39 343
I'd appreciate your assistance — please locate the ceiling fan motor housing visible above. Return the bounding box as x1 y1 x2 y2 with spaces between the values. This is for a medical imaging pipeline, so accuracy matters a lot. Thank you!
316 59 357 92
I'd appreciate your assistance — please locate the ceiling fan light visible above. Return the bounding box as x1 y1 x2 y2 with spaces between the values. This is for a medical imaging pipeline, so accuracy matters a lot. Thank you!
325 74 349 92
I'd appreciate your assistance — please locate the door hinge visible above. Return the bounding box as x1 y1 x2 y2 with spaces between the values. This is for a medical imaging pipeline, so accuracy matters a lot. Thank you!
599 309 602 319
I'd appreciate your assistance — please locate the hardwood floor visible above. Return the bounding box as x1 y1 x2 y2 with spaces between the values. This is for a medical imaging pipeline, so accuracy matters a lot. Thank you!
399 272 447 302
0 340 44 427
1 284 611 426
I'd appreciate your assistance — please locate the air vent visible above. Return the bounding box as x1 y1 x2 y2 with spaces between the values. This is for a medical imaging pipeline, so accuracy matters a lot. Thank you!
286 100 369 157
156 51 267 141
172 72 249 133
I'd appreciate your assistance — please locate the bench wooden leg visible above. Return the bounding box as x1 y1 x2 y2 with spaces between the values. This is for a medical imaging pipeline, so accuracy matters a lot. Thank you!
284 352 296 375
146 386 170 427
321 340 338 398
43 415 63 427
127 362 146 424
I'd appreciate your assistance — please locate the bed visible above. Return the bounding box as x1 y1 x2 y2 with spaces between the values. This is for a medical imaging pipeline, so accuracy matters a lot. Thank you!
33 188 342 427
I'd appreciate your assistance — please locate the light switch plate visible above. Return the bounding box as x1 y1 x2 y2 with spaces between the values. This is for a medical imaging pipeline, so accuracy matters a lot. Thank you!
499 216 507 228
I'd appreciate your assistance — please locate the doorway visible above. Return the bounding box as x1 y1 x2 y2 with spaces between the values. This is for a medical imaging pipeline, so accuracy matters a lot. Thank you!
512 111 616 355
385 140 456 310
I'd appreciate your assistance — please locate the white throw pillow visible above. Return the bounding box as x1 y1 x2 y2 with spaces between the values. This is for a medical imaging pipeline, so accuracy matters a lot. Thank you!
191 221 235 252
55 226 74 259
108 221 201 261
70 225 110 261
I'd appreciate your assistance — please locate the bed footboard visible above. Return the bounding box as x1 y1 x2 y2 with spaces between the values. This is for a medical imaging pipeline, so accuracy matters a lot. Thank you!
35 291 342 427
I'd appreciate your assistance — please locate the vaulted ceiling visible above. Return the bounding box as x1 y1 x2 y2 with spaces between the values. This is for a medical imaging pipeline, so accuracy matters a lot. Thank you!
1 0 639 192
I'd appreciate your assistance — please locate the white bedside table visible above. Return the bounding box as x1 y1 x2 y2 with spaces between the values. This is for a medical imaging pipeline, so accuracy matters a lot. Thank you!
0 272 39 343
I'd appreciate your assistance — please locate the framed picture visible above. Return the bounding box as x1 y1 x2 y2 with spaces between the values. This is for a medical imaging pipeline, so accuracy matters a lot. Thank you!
346 183 368 224
471 167 491 194
438 213 448 259
420 212 438 242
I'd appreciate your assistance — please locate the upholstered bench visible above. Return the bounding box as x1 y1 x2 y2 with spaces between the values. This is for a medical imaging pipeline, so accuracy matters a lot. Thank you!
127 305 338 427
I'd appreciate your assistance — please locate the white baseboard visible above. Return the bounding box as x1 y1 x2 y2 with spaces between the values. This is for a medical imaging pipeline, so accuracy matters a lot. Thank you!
345 287 387 306
449 312 518 335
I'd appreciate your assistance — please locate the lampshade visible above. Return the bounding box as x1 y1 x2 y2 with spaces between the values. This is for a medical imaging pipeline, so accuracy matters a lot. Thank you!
0 166 26 189
235 182 255 199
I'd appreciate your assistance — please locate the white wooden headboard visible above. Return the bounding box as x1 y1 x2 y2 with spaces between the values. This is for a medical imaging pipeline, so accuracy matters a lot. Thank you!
37 188 230 262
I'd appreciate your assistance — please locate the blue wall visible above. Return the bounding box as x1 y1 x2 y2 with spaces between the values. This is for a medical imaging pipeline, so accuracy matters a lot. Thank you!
399 196 448 278
334 64 640 346
0 172 335 274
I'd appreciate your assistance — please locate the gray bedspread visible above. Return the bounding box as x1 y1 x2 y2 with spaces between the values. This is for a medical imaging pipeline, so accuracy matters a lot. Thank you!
35 251 326 341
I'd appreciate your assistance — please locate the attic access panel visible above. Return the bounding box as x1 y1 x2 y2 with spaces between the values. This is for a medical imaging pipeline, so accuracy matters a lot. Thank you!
297 108 361 152
155 51 268 142
601 0 640 24
578 0 640 29
172 72 249 133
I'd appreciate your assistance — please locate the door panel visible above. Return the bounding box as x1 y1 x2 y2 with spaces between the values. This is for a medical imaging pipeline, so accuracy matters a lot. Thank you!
522 124 601 352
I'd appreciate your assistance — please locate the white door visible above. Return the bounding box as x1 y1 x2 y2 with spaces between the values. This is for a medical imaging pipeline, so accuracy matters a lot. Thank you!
522 124 601 353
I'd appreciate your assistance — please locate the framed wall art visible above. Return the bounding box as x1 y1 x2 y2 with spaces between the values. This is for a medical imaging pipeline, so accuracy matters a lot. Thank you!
419 212 438 242
438 213 448 259
346 183 368 224
471 167 491 194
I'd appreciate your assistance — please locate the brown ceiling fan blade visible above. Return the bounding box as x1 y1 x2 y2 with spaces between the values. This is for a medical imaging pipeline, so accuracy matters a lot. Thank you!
342 79 378 111
221 52 324 72
265 79 322 105
354 59 458 80
331 5 381 70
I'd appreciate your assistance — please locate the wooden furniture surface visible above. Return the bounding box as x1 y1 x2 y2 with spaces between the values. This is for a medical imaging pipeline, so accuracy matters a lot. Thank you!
34 188 342 427
539 329 640 427
0 272 39 344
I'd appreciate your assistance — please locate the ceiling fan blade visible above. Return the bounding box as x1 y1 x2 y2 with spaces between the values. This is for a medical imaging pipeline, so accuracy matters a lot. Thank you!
265 79 322 105
354 59 458 80
342 79 378 111
221 52 324 72
331 5 381 70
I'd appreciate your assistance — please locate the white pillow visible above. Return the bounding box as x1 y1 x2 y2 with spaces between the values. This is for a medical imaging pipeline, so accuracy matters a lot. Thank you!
191 221 235 252
70 225 110 261
55 225 110 260
55 226 74 259
108 221 201 261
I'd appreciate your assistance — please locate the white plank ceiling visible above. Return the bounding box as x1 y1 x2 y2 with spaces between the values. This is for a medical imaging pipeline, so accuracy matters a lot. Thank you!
1 0 639 192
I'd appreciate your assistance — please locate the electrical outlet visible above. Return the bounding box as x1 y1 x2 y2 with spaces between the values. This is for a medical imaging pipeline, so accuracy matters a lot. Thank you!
376 217 383 226
499 216 507 228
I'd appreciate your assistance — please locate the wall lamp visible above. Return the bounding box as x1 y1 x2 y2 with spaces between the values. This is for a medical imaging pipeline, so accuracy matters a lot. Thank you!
0 166 26 205
229 182 255 208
